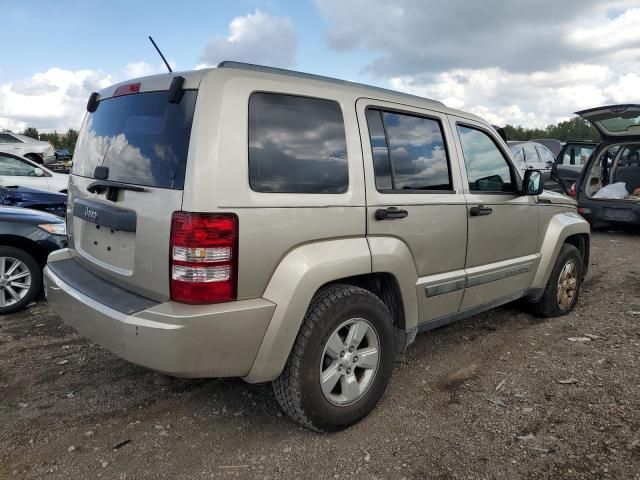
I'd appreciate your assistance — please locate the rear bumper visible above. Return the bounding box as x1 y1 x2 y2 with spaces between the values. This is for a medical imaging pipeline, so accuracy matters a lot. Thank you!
579 198 640 224
44 250 276 378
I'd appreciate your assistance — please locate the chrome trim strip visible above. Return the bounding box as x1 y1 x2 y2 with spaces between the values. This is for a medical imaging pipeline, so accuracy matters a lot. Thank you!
425 278 466 297
466 262 533 288
423 258 536 297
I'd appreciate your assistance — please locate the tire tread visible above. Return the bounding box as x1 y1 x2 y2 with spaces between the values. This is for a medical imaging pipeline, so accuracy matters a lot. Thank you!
530 243 582 318
272 284 387 432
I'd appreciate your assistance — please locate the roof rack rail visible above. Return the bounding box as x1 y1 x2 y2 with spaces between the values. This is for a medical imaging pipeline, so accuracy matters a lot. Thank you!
217 61 444 107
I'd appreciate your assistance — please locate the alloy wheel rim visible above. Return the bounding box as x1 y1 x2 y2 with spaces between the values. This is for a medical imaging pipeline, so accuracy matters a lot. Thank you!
557 260 578 310
319 318 380 406
0 256 32 308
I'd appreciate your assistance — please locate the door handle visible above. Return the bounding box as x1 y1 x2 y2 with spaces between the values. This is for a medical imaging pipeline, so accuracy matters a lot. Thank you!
375 207 408 220
469 205 493 217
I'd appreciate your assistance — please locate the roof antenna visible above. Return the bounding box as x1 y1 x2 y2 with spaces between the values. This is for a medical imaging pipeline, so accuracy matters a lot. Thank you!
148 35 173 73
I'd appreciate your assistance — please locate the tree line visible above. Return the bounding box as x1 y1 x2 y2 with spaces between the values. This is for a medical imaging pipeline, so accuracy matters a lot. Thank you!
20 127 79 153
503 117 599 142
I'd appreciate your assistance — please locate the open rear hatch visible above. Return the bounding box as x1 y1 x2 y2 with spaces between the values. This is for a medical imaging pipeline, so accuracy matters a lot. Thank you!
574 105 640 215
67 77 198 302
575 104 640 141
550 141 597 195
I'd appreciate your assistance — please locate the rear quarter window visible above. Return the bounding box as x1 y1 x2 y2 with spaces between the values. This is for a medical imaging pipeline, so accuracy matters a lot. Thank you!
248 93 348 194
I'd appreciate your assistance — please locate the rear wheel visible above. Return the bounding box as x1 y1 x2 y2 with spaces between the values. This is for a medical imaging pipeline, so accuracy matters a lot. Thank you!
530 244 583 318
273 285 395 432
0 246 41 314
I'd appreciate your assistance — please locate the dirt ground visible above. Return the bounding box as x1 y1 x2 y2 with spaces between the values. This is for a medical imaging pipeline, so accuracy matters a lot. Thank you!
1 228 639 480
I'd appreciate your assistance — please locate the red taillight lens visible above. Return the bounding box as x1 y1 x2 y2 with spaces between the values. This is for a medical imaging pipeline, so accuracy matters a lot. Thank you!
568 183 577 197
113 82 141 97
170 212 238 304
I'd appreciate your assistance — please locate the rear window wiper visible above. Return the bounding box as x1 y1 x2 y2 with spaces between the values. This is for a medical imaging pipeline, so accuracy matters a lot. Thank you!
87 179 145 202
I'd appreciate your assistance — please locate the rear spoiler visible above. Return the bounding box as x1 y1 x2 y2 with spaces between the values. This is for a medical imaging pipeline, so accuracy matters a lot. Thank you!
86 76 185 113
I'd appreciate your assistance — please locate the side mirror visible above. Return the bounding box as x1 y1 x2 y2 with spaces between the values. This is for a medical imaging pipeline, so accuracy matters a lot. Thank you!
34 167 45 177
523 169 543 195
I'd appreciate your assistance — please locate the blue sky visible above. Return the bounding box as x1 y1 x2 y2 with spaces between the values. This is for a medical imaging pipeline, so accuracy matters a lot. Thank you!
2 0 373 83
1 0 639 132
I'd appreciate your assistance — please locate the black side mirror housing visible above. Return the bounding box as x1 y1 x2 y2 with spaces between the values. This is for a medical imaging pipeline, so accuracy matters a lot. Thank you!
523 169 544 195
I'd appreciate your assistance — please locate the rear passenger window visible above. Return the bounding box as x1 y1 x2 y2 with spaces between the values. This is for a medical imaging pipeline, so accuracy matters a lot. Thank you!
523 144 539 164
365 109 452 191
457 125 514 193
249 93 348 193
536 146 555 164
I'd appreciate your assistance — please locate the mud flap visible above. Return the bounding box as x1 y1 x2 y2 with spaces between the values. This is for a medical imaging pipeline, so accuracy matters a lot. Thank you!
394 326 417 362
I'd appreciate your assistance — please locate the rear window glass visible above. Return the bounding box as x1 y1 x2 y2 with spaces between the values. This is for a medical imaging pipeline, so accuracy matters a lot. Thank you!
597 114 640 134
0 134 21 144
249 93 348 194
72 90 197 189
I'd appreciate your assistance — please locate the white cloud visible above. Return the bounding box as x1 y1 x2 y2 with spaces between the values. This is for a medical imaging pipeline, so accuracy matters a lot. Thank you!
316 0 640 74
389 62 639 128
0 68 114 133
0 60 177 133
317 0 640 127
568 7 640 51
199 10 297 68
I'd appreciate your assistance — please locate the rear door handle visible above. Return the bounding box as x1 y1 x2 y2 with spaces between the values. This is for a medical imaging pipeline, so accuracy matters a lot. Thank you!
469 205 493 217
375 207 408 220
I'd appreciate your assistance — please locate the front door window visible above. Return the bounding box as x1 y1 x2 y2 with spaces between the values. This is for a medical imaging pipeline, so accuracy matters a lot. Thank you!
457 125 514 193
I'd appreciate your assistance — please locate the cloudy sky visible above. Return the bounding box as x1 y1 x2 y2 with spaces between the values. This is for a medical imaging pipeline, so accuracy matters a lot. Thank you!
2 0 639 132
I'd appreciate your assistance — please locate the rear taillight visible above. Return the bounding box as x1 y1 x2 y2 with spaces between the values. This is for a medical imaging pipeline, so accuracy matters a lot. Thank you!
170 212 238 304
568 183 577 197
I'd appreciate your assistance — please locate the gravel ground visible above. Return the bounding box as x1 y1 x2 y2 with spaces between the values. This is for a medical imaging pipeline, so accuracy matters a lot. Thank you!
1 229 639 480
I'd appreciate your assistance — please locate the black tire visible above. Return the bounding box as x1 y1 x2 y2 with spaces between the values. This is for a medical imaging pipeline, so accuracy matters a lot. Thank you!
0 246 42 315
530 244 583 318
273 284 395 432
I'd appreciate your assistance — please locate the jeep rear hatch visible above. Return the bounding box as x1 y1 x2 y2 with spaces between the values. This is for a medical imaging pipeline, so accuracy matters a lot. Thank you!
576 104 640 140
68 79 198 302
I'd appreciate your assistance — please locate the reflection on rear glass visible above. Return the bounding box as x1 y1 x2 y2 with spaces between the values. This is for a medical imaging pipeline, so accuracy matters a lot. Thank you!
72 91 197 189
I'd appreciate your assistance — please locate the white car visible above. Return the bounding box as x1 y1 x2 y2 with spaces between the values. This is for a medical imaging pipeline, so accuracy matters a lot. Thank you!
0 152 68 192
0 132 56 165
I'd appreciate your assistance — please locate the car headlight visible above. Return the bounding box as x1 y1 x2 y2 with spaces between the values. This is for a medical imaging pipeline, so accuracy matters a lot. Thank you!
39 223 66 236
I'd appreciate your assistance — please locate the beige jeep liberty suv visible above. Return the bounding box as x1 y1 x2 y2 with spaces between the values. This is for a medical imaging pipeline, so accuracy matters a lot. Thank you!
45 62 590 431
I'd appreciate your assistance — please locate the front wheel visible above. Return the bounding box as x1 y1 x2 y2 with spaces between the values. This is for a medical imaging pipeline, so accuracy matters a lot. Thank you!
273 285 395 432
530 244 583 318
0 246 42 314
